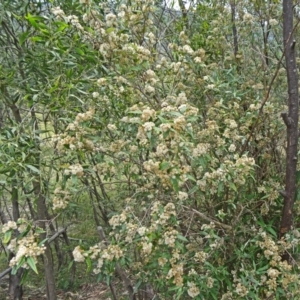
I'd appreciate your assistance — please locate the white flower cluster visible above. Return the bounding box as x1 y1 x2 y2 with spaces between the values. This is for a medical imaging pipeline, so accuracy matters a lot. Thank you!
66 15 83 30
51 6 65 18
64 163 84 177
141 241 153 256
192 143 210 157
109 212 127 229
97 78 107 86
141 107 156 122
52 188 71 210
166 262 184 286
73 246 85 262
145 84 155 94
107 124 117 131
155 143 168 157
187 281 200 298
105 13 117 27
182 45 194 55
269 19 278 26
176 92 188 105
2 221 17 233
143 121 155 131
9 229 46 269
173 115 186 131
243 13 253 23
75 108 95 123
178 191 188 201
163 229 178 247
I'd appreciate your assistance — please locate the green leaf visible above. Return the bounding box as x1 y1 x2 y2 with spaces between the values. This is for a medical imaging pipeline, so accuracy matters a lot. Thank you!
76 48 84 56
3 230 12 244
170 176 179 192
72 175 78 185
160 161 170 171
11 266 18 275
16 256 26 270
86 257 92 273
38 238 48 246
68 260 74 271
30 36 45 43
106 275 111 286
25 13 46 30
266 226 277 237
168 285 181 291
0 168 11 174
217 182 224 195
26 256 38 274
17 225 31 241
19 32 30 46
256 264 268 274
186 174 196 182
26 165 40 174
177 234 188 242
188 185 198 195
21 152 26 161
20 269 29 284
106 27 115 34
133 279 142 293
228 182 237 192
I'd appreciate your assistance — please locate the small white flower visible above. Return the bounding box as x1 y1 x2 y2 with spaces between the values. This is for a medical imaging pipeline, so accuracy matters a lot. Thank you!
97 78 107 86
228 144 236 152
92 92 99 98
107 124 117 131
182 45 194 55
143 122 155 131
269 19 278 26
178 191 188 201
187 282 200 298
73 246 85 262
145 84 155 94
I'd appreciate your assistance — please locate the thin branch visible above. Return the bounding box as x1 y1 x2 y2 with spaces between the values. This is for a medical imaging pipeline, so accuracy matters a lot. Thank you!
0 267 11 281
240 18 300 155
182 206 232 230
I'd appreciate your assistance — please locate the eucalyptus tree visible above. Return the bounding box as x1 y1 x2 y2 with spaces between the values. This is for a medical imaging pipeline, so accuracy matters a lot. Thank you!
0 0 103 298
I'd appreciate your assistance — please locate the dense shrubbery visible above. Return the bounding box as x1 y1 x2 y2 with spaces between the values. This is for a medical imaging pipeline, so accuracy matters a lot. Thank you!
1 0 300 299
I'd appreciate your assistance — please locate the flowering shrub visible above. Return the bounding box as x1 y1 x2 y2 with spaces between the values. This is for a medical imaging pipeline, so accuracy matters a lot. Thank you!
1 219 46 275
0 0 297 298
46 1 300 298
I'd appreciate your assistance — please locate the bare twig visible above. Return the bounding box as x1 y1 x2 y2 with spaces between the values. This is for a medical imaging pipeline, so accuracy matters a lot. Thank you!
182 206 232 230
0 267 11 281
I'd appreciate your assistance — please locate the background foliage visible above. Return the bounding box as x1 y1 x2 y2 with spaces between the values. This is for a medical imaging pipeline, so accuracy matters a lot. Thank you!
1 0 300 299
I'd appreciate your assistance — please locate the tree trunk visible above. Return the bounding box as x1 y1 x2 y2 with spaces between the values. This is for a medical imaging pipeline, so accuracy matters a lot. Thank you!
8 182 23 299
178 0 188 30
279 0 299 263
30 107 57 299
230 0 238 58
8 261 23 300
34 180 57 300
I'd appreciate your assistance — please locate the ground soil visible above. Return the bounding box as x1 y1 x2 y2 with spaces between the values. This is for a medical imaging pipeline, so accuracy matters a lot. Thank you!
0 280 112 300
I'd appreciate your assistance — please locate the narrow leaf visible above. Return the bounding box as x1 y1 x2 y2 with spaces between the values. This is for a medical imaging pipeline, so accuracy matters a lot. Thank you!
26 165 40 174
27 256 38 274
3 230 12 244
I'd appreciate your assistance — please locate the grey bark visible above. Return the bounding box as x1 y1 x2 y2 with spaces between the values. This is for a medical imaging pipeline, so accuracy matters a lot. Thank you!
279 0 299 263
